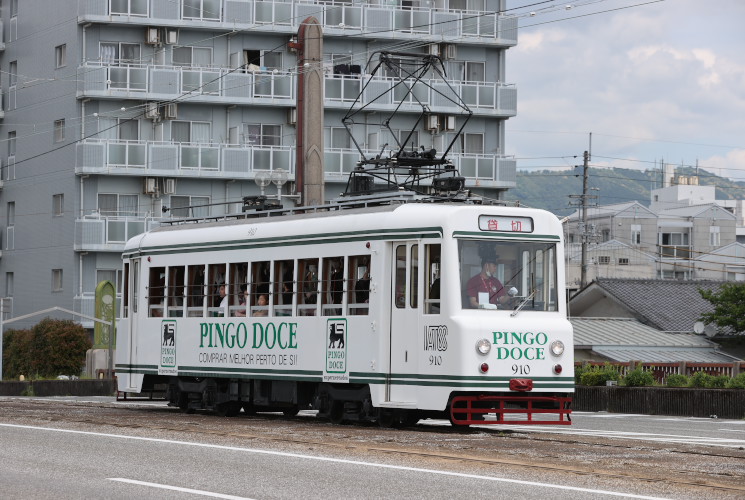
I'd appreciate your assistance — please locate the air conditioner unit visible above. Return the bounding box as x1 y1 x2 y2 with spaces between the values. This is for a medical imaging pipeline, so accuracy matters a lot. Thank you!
287 108 297 125
428 43 440 56
426 114 439 131
444 115 456 131
442 44 457 60
164 103 178 119
145 102 160 120
143 177 157 194
145 27 160 45
163 178 176 195
165 29 178 45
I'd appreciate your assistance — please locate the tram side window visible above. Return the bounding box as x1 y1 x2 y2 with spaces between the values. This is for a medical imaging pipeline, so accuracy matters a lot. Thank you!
123 263 129 317
298 258 319 316
394 245 406 309
148 267 166 317
424 244 441 314
274 260 294 317
168 266 185 317
187 265 205 317
251 261 270 317
322 256 344 316
348 254 371 316
410 245 419 308
229 262 248 317
207 264 227 317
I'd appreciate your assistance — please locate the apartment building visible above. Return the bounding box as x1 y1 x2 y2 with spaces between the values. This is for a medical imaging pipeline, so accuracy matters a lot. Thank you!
0 0 518 328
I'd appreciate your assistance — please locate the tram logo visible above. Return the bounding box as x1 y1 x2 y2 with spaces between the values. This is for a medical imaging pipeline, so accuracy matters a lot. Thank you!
159 320 178 376
324 319 348 383
424 325 448 352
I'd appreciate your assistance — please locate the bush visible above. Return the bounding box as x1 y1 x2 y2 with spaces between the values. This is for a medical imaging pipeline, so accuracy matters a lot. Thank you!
666 374 690 387
689 371 713 388
709 375 730 389
727 373 745 389
578 364 621 386
623 368 656 387
2 318 91 380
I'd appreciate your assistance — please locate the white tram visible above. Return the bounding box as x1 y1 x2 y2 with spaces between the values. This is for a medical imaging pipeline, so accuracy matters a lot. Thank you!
116 201 573 426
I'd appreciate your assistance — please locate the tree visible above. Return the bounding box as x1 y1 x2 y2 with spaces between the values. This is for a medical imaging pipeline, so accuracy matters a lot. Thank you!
698 283 745 335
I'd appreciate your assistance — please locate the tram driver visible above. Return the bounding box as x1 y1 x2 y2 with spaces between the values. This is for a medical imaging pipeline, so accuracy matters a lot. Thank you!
466 257 507 309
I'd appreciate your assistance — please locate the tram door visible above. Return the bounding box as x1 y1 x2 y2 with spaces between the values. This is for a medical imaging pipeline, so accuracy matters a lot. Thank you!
387 242 420 402
128 259 141 368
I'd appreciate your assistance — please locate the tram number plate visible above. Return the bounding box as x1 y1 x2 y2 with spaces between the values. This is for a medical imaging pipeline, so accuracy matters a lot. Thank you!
429 355 442 366
512 364 530 375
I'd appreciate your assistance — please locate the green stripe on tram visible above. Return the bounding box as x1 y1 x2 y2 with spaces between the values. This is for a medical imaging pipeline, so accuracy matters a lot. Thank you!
124 227 444 258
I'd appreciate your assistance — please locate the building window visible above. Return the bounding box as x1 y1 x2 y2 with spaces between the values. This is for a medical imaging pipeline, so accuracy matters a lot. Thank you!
100 42 141 65
631 224 641 245
54 119 65 143
598 256 610 265
172 121 211 144
111 0 148 16
10 0 18 17
98 193 138 217
55 44 66 68
8 131 16 156
618 258 629 266
329 127 350 149
460 133 484 154
710 226 720 246
5 272 13 297
601 229 611 242
170 195 209 218
183 0 220 21
53 194 64 216
243 124 281 146
5 202 14 251
52 269 63 292
397 130 419 150
172 46 212 67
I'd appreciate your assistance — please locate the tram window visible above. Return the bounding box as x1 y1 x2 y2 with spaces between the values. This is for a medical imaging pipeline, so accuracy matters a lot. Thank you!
229 262 248 317
424 244 441 314
410 245 419 308
274 260 294 317
208 264 227 317
132 261 139 314
458 240 558 311
123 263 129 317
251 261 270 317
168 266 185 317
348 254 370 316
322 256 344 316
187 265 205 317
148 267 166 317
298 258 319 316
394 245 406 309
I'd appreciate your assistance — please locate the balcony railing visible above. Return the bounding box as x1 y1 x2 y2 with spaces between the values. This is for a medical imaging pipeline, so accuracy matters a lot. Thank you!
78 0 518 45
323 148 516 186
75 214 162 251
74 294 122 328
77 139 296 177
78 62 294 103
325 75 516 115
659 245 692 259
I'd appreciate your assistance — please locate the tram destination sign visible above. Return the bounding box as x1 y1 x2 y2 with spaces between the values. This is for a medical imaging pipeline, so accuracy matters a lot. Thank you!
478 215 533 233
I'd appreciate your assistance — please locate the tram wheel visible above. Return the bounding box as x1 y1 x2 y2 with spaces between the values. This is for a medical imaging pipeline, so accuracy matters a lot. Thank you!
242 403 257 416
216 401 241 417
177 391 194 414
329 400 345 425
377 409 398 428
282 405 300 417
399 410 420 427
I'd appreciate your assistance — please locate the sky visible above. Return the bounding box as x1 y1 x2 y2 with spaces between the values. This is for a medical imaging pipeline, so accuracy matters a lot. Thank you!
505 0 745 182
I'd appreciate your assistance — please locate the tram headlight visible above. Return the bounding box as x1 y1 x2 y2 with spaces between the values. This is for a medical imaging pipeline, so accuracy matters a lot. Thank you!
550 340 565 356
476 339 491 355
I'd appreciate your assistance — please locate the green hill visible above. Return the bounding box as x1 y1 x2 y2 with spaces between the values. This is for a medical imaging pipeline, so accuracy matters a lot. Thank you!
505 167 745 216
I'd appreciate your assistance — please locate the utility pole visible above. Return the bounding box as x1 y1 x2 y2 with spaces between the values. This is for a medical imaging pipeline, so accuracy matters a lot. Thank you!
569 151 596 289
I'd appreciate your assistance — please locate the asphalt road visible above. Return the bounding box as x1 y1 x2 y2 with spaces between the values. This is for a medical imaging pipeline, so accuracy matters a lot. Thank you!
0 397 743 500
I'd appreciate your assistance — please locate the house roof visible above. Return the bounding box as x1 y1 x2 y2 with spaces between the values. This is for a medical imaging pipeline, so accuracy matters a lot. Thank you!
569 278 725 333
657 203 735 219
567 201 655 221
571 317 740 363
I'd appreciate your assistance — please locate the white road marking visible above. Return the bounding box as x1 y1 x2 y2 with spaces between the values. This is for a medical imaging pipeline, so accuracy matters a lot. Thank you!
109 478 255 500
1 423 667 500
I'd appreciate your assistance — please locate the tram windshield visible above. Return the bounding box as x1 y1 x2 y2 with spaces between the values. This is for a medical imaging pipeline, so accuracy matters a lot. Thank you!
459 239 558 312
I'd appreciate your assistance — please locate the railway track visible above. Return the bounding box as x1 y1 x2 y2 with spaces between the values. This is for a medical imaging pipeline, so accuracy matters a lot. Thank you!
3 398 745 497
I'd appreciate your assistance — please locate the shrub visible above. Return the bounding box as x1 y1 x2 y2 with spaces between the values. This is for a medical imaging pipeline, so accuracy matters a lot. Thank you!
623 368 655 387
666 374 690 387
709 375 730 389
689 371 713 388
579 364 621 386
727 373 745 389
2 318 91 380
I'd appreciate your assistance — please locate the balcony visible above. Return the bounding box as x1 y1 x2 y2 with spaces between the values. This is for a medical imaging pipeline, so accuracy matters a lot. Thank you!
659 245 692 260
323 148 516 188
75 213 162 252
78 0 518 45
325 75 516 116
76 139 296 178
78 62 294 104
